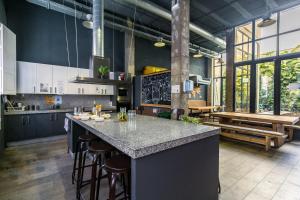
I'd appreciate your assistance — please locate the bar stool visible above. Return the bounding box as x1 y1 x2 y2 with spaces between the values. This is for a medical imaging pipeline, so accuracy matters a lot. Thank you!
104 155 131 200
72 133 98 199
88 141 115 200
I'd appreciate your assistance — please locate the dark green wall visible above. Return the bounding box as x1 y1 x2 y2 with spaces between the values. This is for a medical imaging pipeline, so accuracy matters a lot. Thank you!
4 0 124 70
0 0 6 25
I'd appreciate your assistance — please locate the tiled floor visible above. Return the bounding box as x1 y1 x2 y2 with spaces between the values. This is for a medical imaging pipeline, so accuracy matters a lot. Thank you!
0 137 300 200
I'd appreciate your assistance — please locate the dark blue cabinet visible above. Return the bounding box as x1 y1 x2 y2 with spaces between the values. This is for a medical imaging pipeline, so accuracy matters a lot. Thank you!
4 112 68 142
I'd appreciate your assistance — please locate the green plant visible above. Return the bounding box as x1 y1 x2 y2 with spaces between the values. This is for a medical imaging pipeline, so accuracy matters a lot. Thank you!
98 66 110 78
181 116 202 124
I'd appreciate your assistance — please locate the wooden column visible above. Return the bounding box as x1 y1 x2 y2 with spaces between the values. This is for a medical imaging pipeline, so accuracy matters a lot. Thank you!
171 0 190 119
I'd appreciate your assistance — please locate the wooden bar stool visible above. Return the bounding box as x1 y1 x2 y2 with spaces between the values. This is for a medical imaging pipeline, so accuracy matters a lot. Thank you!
88 141 115 200
72 133 98 199
104 155 131 200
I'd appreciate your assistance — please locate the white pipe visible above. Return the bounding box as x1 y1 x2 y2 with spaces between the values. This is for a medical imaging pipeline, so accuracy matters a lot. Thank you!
113 0 226 49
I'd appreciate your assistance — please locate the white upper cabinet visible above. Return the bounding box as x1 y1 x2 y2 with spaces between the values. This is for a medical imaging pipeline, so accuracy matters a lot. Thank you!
0 24 16 95
17 61 37 94
36 63 53 94
52 65 68 94
16 62 114 96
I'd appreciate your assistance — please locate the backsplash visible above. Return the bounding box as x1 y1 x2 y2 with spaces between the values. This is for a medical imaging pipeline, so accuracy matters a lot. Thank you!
9 94 112 110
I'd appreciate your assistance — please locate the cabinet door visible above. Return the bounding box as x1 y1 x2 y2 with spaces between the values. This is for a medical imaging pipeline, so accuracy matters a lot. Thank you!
65 83 81 95
4 115 24 142
104 85 114 95
2 25 16 95
34 113 53 138
53 65 68 94
79 68 89 78
52 113 67 136
36 63 53 94
23 115 36 140
67 67 80 81
17 62 37 94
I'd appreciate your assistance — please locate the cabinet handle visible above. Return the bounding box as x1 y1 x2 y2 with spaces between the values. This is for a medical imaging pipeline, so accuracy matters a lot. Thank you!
78 88 81 94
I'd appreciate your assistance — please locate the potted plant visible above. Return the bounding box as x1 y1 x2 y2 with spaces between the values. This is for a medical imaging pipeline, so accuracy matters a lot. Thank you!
98 65 110 79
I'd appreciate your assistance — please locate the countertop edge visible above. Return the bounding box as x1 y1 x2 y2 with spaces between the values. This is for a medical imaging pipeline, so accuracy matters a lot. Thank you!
66 114 220 159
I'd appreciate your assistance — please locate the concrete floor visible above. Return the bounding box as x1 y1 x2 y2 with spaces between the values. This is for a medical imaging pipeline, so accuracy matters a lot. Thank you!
0 137 299 200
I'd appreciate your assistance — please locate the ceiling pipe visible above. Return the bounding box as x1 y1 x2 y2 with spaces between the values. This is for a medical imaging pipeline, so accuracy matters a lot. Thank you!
112 0 226 49
26 0 90 20
92 0 104 57
26 0 217 58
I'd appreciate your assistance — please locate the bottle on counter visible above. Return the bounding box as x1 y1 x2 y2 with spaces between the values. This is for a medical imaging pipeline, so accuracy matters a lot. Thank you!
92 100 96 115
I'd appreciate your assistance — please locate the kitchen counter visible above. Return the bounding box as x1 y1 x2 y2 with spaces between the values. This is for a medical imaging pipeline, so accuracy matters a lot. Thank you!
4 106 117 116
4 109 73 115
67 113 218 158
67 113 220 200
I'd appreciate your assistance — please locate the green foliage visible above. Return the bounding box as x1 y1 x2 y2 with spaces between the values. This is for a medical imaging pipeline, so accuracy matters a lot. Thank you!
98 66 110 77
181 116 202 124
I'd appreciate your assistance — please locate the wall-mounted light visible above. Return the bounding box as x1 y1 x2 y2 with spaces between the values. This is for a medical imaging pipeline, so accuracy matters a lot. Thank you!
154 37 166 48
193 50 203 58
82 14 93 29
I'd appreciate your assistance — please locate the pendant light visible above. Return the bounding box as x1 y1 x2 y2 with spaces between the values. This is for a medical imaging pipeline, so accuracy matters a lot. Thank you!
193 50 203 58
257 0 276 28
82 14 93 29
154 37 166 47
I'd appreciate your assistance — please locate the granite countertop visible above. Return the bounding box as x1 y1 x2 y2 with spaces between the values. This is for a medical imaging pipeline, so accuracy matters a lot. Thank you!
66 113 220 159
4 109 74 115
4 106 117 116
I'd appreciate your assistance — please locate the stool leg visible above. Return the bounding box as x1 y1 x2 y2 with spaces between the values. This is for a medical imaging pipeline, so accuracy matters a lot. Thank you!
121 174 128 199
76 142 84 200
90 154 98 200
79 151 87 187
95 155 102 200
109 173 117 200
72 141 80 184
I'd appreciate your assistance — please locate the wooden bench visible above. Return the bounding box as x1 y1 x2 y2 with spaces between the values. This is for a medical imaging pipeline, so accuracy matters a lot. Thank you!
203 122 287 151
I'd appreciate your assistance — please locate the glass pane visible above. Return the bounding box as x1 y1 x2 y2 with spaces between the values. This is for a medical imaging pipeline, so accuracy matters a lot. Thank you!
222 78 226 106
222 65 227 77
235 43 252 62
235 65 251 112
214 78 221 106
235 22 252 45
279 31 300 55
256 62 274 113
280 5 300 33
255 37 277 59
255 14 277 39
280 58 300 115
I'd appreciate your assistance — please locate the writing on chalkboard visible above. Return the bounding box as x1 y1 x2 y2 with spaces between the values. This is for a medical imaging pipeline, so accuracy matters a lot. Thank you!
142 72 171 105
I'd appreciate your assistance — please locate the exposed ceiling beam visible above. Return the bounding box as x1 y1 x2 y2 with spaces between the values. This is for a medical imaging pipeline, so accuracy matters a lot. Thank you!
190 1 231 27
111 0 226 49
224 0 252 19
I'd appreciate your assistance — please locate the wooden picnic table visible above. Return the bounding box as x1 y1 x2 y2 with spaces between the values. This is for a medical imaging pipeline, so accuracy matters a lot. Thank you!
210 112 299 134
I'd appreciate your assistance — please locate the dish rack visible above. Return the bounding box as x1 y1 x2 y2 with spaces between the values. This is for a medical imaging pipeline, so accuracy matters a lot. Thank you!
6 107 23 112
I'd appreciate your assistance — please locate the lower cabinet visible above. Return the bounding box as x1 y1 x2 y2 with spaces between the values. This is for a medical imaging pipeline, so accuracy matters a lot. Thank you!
4 112 68 142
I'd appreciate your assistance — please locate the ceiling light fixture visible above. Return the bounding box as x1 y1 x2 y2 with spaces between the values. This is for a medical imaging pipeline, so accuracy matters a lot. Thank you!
82 14 93 29
257 15 276 27
154 37 166 47
193 50 203 58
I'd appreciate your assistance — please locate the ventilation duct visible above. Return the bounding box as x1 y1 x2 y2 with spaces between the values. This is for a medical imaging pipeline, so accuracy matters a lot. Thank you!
113 0 226 49
92 0 104 57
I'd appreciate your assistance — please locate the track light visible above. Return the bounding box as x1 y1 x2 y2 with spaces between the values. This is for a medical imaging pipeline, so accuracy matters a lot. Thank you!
193 50 203 58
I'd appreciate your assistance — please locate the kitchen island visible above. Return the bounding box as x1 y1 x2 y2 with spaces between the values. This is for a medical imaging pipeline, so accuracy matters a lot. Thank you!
66 113 220 200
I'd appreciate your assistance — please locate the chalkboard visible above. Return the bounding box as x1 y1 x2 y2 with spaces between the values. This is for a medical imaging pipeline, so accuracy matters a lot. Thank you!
142 72 171 104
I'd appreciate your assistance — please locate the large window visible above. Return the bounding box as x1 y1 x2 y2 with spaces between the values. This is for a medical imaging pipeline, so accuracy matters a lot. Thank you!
280 58 300 115
213 54 226 106
256 62 274 113
232 5 300 114
235 65 250 112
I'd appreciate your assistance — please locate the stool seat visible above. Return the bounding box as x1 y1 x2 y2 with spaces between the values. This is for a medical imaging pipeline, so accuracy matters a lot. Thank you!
89 141 114 154
105 155 130 173
78 134 98 142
